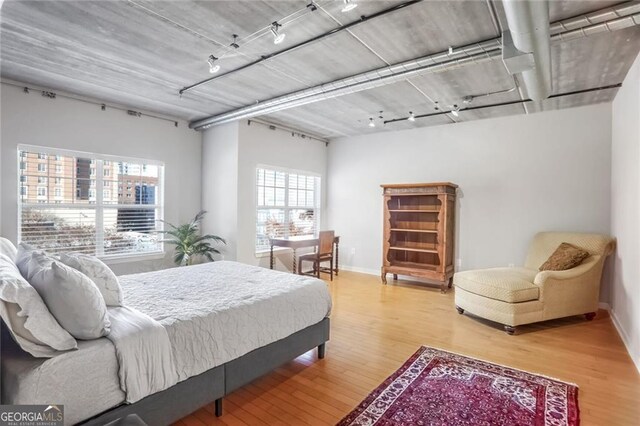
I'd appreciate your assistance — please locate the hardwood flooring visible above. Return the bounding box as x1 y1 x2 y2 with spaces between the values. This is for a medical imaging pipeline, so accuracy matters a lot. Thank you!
176 271 640 426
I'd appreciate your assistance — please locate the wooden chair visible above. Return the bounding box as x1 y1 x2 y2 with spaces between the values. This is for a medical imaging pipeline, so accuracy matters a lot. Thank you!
298 230 335 281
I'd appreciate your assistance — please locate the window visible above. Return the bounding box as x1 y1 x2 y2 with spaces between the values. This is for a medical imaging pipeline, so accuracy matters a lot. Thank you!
37 153 47 160
17 145 164 259
20 175 27 183
255 167 320 252
37 163 46 172
55 165 62 173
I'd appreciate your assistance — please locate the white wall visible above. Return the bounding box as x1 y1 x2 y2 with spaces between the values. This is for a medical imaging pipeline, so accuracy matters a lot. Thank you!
201 122 239 261
611 52 640 371
201 120 328 271
327 104 613 293
0 82 202 275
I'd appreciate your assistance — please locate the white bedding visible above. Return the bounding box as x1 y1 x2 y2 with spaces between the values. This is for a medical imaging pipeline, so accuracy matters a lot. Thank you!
120 261 332 381
106 306 178 403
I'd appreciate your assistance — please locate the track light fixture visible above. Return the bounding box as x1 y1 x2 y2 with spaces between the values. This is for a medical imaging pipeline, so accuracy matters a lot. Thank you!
368 118 375 127
229 34 240 49
408 111 415 122
342 0 358 12
270 22 286 45
451 104 460 117
207 55 220 74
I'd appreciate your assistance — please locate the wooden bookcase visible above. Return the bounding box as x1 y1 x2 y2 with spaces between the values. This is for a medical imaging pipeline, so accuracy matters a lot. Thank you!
381 183 458 292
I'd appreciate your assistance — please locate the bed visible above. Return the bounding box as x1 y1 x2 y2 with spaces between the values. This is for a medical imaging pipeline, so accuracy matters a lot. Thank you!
1 261 332 425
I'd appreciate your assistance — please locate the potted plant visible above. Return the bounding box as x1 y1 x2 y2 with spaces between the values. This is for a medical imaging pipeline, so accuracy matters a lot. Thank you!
161 211 226 266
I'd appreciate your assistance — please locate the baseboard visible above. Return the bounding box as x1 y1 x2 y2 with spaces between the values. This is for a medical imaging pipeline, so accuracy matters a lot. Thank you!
339 265 380 276
608 308 640 374
598 302 610 310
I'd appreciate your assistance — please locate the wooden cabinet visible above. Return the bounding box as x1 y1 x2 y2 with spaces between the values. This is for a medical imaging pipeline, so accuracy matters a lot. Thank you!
381 183 458 292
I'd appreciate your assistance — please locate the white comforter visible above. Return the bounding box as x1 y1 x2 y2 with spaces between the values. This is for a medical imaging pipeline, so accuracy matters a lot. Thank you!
119 261 332 382
106 307 178 403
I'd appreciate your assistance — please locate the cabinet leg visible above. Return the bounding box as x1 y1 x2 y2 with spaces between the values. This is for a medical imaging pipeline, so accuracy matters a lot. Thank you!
448 277 453 289
584 312 596 321
440 283 446 294
215 398 223 417
456 306 464 314
381 271 387 284
504 325 516 335
393 274 398 281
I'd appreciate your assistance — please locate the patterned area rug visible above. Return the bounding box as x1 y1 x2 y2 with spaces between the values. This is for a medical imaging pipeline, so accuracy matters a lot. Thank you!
337 346 579 426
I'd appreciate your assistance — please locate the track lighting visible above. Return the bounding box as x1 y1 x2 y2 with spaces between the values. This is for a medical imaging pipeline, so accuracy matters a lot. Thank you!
207 55 220 74
369 118 375 127
408 111 415 122
342 0 358 12
271 22 286 45
229 34 240 49
451 104 460 117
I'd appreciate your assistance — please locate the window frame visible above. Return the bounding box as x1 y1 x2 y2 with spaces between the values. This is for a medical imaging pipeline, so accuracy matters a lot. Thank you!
17 144 166 262
254 165 321 255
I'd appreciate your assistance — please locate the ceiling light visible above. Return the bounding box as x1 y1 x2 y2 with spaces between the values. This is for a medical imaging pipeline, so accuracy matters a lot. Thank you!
207 55 220 74
408 111 415 122
342 0 358 12
271 22 286 45
451 104 460 117
368 118 375 127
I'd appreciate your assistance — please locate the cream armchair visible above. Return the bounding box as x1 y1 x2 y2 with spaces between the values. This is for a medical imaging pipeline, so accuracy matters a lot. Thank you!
454 232 615 334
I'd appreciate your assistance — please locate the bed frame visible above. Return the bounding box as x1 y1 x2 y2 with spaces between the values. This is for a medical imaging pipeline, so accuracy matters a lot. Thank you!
0 318 330 425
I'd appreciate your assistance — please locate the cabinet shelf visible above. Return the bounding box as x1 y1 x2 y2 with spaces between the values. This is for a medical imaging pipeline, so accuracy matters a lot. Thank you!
389 246 438 253
388 209 439 213
390 261 438 271
390 228 438 233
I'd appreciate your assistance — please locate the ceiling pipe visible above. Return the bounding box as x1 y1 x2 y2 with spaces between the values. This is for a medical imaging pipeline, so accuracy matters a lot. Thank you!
190 2 640 130
501 0 552 101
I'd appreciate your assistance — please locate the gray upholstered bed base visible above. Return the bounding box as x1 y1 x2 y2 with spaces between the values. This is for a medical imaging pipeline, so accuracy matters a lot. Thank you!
78 317 330 425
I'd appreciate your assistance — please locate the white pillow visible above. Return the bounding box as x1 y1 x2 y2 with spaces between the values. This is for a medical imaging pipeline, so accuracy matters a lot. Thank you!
16 246 111 340
0 253 77 357
0 237 17 261
59 253 123 306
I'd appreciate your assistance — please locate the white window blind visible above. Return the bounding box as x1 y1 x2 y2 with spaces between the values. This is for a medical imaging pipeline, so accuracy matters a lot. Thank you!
18 145 164 259
255 167 320 252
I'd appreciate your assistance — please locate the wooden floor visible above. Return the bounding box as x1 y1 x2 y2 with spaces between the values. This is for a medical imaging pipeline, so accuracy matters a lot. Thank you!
176 271 640 426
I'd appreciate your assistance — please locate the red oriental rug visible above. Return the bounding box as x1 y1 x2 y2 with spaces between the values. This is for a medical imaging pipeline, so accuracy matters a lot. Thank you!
337 346 579 426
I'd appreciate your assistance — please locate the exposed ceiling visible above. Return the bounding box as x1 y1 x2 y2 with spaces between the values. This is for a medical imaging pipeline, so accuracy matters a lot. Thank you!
1 0 639 139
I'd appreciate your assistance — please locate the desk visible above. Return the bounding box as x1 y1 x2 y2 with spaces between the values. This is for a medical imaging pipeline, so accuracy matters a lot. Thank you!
269 235 340 275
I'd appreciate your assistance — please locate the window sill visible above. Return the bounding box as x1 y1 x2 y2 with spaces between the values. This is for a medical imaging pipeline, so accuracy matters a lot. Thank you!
101 252 166 265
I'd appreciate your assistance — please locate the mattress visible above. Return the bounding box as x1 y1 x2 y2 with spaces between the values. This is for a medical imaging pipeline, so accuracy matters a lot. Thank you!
120 261 332 381
1 328 125 425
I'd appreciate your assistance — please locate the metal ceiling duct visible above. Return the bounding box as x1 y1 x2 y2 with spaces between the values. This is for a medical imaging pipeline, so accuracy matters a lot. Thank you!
501 0 551 101
190 2 640 131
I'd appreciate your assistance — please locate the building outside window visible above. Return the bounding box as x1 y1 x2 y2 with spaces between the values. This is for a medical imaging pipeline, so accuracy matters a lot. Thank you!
17 145 164 259
255 166 320 253
37 163 46 172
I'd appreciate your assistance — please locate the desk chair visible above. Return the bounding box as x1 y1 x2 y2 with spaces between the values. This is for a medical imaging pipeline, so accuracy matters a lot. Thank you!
298 230 335 281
